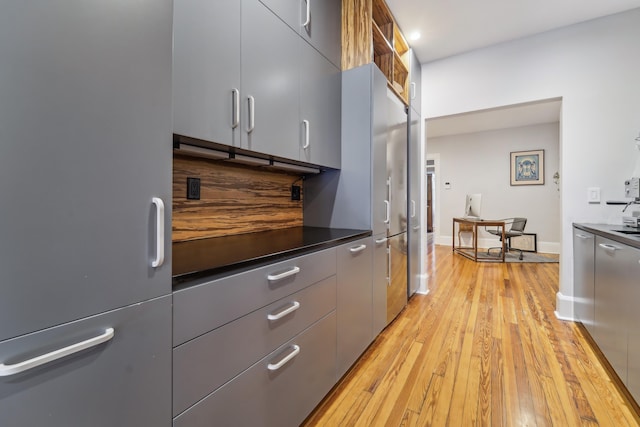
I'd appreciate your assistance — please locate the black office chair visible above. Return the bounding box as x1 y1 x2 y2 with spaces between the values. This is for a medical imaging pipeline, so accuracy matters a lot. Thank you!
486 217 527 260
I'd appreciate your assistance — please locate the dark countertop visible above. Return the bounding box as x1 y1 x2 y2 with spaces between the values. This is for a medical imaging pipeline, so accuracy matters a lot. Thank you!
574 223 640 249
172 226 371 286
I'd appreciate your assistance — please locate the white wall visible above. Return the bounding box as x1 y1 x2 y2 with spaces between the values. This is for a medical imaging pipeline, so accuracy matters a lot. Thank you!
429 123 560 252
421 8 640 320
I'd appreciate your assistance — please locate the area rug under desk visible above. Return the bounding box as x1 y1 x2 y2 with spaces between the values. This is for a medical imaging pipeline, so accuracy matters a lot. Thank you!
503 252 559 263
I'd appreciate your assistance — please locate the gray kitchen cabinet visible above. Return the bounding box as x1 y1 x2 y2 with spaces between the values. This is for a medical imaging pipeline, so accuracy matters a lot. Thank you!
573 228 595 335
409 49 422 115
299 42 341 169
628 259 640 401
173 0 341 168
172 246 338 424
173 276 336 416
259 0 341 68
337 237 374 378
0 0 172 343
173 0 241 148
373 233 389 336
174 312 337 427
594 235 635 385
0 296 172 427
0 2 172 424
408 105 422 296
242 0 300 160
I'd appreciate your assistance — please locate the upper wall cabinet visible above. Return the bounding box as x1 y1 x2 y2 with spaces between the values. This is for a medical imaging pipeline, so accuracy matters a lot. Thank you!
260 0 341 68
173 0 340 169
342 0 411 105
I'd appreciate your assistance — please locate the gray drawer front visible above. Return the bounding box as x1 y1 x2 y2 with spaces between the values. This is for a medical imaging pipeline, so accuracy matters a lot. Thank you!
173 275 336 416
174 311 337 427
173 247 337 346
0 296 171 427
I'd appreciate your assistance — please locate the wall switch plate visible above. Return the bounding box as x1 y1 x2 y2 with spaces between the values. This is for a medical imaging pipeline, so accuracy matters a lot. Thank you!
187 177 201 200
588 187 600 203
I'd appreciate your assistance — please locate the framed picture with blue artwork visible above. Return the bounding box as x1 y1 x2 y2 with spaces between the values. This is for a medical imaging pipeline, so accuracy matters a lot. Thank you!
510 149 544 186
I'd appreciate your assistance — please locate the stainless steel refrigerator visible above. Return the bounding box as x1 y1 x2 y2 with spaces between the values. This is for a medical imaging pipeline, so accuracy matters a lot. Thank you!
386 89 409 324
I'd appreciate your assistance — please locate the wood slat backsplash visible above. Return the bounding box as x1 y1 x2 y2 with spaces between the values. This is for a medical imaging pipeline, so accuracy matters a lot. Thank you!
173 154 303 242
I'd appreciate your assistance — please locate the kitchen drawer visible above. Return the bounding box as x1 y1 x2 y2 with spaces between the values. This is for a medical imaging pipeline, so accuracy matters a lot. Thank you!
174 311 336 427
0 296 171 427
173 247 336 346
173 275 336 416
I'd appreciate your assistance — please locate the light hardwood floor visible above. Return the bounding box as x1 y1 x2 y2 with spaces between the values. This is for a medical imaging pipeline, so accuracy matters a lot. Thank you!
304 244 640 426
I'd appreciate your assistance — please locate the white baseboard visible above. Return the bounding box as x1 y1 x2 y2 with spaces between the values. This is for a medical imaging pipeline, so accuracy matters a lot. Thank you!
436 235 560 254
554 291 575 321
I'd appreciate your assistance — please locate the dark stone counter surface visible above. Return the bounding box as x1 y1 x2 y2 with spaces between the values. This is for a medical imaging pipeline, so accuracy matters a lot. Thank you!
574 223 640 249
172 226 371 287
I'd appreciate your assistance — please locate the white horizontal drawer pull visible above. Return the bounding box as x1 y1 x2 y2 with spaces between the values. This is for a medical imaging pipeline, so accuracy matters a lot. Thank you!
267 301 301 321
267 345 300 371
599 243 619 251
349 244 367 253
0 328 115 377
267 266 300 281
576 234 592 239
375 238 388 244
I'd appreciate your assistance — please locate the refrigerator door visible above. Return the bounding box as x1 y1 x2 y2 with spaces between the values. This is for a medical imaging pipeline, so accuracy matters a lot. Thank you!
386 89 408 237
387 233 408 324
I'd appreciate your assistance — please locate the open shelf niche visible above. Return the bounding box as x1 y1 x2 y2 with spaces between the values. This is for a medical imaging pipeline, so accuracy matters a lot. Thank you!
342 0 411 104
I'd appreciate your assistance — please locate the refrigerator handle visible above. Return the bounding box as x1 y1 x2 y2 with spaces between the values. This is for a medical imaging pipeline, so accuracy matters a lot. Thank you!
411 200 416 218
387 246 391 286
302 0 311 28
383 200 390 224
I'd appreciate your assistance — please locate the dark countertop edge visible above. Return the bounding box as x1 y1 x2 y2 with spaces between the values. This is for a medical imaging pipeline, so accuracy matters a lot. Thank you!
573 223 640 249
172 229 372 289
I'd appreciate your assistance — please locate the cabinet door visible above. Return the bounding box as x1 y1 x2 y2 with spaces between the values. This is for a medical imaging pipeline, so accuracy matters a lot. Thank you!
409 49 422 115
242 0 300 160
0 296 171 427
337 237 373 378
372 234 389 336
173 0 241 147
408 106 422 295
594 236 631 384
300 0 342 68
299 43 341 168
573 229 595 334
0 1 172 341
623 243 640 401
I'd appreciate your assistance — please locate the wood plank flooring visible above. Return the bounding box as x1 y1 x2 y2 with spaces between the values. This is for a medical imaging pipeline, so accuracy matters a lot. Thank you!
303 244 640 426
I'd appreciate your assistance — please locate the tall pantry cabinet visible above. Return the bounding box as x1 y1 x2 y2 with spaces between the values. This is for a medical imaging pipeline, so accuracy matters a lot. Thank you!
0 2 172 425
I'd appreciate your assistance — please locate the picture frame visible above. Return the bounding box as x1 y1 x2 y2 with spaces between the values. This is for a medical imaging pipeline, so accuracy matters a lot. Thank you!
510 149 544 186
509 233 537 252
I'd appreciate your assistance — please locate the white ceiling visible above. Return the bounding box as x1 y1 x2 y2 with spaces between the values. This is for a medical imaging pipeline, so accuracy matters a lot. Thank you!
426 99 562 138
386 0 640 64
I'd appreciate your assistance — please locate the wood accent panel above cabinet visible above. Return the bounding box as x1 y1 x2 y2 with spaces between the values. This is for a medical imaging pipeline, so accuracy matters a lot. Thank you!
342 0 411 104
173 154 303 242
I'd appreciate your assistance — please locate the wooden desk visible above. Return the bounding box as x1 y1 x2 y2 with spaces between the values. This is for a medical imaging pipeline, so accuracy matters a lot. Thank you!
452 217 506 262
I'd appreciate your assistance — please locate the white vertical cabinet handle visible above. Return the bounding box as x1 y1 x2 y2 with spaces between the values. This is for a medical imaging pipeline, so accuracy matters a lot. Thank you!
302 119 310 149
349 244 367 253
383 200 390 224
268 301 301 321
303 0 311 27
231 89 240 129
411 200 416 218
0 328 115 377
267 345 300 371
267 266 300 282
411 82 416 100
151 197 165 268
247 96 255 133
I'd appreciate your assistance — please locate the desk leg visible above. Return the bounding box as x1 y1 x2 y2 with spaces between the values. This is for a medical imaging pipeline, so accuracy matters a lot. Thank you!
501 225 506 262
452 220 455 252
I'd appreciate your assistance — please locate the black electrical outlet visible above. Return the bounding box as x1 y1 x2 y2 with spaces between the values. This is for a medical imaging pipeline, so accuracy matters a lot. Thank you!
187 177 201 200
291 185 301 201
